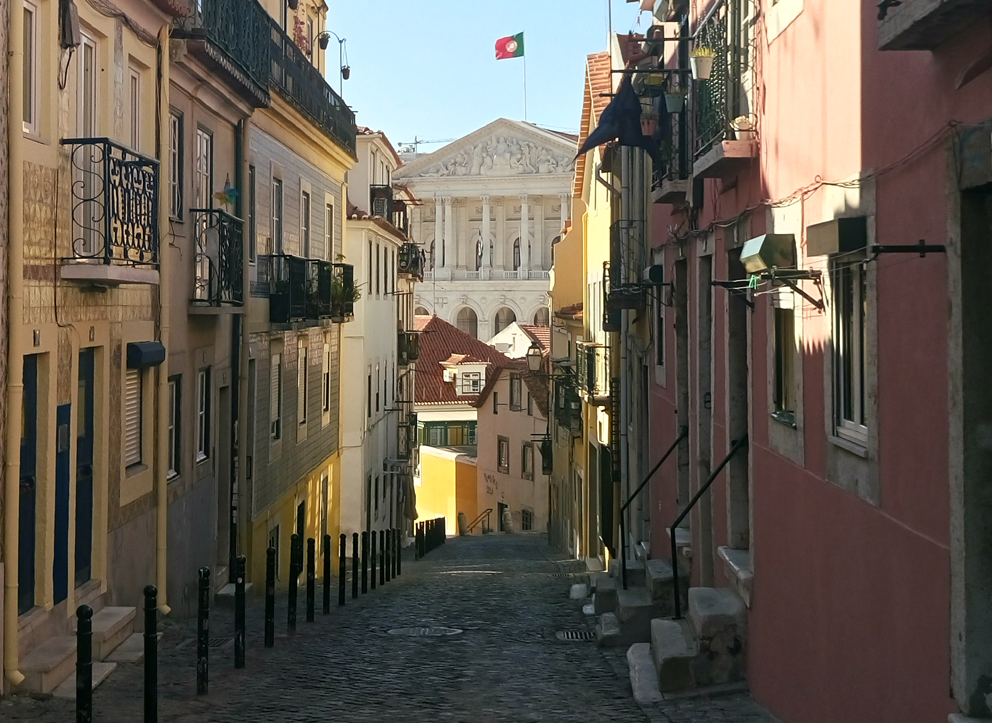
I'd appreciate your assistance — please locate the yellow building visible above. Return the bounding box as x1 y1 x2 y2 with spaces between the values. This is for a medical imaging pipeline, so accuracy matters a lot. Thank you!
415 447 478 535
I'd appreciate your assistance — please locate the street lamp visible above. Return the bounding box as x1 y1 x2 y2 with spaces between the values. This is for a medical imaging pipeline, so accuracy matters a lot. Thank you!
526 340 543 373
316 30 349 95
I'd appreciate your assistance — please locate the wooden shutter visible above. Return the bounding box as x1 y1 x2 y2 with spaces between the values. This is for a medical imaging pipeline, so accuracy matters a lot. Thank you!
270 353 281 438
124 369 142 466
297 339 307 424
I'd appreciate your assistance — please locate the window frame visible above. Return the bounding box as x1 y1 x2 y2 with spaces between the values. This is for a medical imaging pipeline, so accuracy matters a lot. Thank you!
509 373 522 411
772 305 797 426
272 178 284 253
324 202 334 261
460 371 481 395
196 368 211 462
832 259 869 446
167 376 181 479
22 0 39 135
297 337 308 427
521 442 534 480
300 189 311 258
169 112 184 220
247 165 256 262
124 368 143 468
497 436 510 474
129 65 141 151
271 353 283 440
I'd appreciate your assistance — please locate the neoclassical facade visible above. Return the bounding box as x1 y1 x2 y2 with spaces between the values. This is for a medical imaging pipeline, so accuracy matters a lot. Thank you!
394 119 574 340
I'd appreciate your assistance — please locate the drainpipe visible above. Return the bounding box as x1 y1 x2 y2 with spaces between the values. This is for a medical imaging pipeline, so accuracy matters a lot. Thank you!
618 147 633 566
4 0 26 686
237 119 250 579
154 23 172 615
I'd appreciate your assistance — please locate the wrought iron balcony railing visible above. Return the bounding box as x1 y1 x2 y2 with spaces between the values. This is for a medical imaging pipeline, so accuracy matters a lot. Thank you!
398 331 420 367
61 137 159 268
577 343 610 399
554 378 582 435
191 208 244 306
602 262 621 333
693 0 746 160
397 242 424 279
370 185 393 217
173 0 271 106
330 262 356 321
267 254 308 323
610 219 647 287
268 15 357 156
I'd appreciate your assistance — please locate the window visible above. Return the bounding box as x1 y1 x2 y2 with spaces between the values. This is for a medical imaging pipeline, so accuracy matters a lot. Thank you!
773 307 796 423
467 423 477 446
366 369 372 419
267 525 280 580
376 242 381 296
167 377 181 479
248 166 256 261
270 353 283 440
497 436 510 474
297 338 309 426
196 369 210 461
521 508 533 531
169 113 183 219
655 290 665 367
428 426 443 446
124 369 143 467
833 261 868 444
495 307 516 334
23 1 38 134
129 67 141 150
527 392 533 416
522 443 534 480
272 178 284 253
368 240 373 291
493 391 499 414
324 203 334 261
456 308 478 338
78 34 99 254
374 475 379 513
301 190 311 257
375 364 380 412
195 128 213 209
512 239 521 270
322 337 331 413
509 374 522 410
460 371 481 395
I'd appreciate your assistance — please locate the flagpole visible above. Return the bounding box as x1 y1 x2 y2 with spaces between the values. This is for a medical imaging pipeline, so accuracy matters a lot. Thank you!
523 53 528 122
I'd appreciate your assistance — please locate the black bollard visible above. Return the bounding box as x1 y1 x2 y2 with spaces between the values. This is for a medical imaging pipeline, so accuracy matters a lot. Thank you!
385 529 391 583
288 533 300 633
235 555 246 668
396 528 402 577
379 530 386 585
338 533 346 606
196 567 210 695
144 586 157 723
322 534 331 614
265 547 275 648
306 538 316 622
351 532 359 599
76 604 93 723
370 530 377 590
361 531 369 594
414 523 420 560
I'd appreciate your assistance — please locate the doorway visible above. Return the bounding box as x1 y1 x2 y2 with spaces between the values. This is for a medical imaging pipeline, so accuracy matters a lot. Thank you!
53 403 71 605
19 355 39 614
695 252 715 585
726 247 750 550
497 502 507 532
76 349 95 587
217 385 231 570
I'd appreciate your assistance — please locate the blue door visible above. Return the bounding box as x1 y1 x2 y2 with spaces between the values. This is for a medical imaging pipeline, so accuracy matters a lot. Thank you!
18 356 38 615
75 349 95 587
54 403 71 604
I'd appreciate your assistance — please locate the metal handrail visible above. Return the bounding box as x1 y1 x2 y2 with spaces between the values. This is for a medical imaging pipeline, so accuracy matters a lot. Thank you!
618 426 689 589
465 508 492 535
670 434 749 619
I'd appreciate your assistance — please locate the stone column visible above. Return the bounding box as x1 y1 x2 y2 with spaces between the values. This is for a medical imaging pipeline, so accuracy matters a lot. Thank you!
481 195 491 278
412 204 423 246
519 194 530 274
495 198 506 271
434 196 444 269
443 197 454 270
533 196 545 271
559 192 570 227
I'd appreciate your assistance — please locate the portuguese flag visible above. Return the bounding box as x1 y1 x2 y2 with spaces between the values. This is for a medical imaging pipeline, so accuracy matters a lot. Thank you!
495 33 525 60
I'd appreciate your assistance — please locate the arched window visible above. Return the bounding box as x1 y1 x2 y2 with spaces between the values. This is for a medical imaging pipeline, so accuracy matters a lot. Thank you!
490 241 495 268
533 307 550 326
456 307 479 338
476 240 483 271
415 306 429 316
494 307 516 334
512 239 521 271
429 240 436 270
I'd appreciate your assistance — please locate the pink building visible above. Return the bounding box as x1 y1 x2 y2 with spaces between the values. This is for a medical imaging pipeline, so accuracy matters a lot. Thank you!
632 0 990 720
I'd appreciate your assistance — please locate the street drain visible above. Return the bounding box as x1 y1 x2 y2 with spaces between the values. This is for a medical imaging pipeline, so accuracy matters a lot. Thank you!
549 572 575 579
176 637 233 650
556 630 595 642
387 626 463 637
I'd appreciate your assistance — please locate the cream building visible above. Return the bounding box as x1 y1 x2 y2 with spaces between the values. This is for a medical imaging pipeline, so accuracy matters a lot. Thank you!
393 119 575 339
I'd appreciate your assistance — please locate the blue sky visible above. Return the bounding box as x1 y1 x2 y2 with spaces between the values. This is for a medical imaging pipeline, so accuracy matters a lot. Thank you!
327 1 647 152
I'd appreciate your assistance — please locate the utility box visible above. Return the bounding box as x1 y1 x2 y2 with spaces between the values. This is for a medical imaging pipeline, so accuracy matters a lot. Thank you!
806 216 868 257
741 234 797 273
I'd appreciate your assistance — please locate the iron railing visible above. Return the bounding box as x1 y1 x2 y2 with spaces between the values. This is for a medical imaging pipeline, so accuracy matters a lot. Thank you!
397 242 424 278
577 343 610 399
191 208 244 306
608 220 649 312
391 199 409 236
330 262 355 321
553 377 582 435
268 254 308 322
602 262 621 332
370 185 392 217
693 0 745 159
173 0 271 104
61 138 159 267
268 15 357 156
398 331 420 366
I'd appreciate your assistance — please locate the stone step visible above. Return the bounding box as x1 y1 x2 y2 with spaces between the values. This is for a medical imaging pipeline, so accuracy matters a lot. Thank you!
105 632 162 664
20 636 77 694
652 618 698 692
214 582 255 608
595 612 624 647
91 606 136 661
614 587 666 643
569 583 589 600
626 643 663 704
52 662 116 699
667 527 692 574
718 546 753 608
644 558 688 616
593 576 618 614
687 587 748 688
608 558 646 587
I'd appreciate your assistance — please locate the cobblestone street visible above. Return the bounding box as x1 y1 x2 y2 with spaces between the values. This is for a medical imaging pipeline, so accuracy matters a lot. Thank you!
1 534 777 722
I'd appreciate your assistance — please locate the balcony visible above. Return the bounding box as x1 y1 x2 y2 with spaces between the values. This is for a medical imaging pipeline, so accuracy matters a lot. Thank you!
398 331 420 367
398 412 418 460
553 379 582 436
577 343 610 403
609 220 651 312
330 263 356 321
370 185 393 217
879 0 989 50
190 209 244 309
692 0 756 179
653 96 691 204
264 255 343 324
172 0 271 107
602 262 621 333
268 15 357 156
397 242 424 279
60 138 160 285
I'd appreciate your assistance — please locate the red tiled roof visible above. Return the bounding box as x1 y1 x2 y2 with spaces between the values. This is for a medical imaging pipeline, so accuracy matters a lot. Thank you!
474 359 550 418
346 201 409 241
413 315 513 406
575 51 613 199
519 324 551 352
555 302 583 321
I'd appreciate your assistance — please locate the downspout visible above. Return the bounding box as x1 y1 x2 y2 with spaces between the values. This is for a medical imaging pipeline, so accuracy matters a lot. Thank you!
155 23 172 615
237 119 250 578
4 0 27 687
619 147 631 565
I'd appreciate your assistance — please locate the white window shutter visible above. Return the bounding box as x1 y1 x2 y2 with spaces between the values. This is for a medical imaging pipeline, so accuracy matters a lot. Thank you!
124 369 142 466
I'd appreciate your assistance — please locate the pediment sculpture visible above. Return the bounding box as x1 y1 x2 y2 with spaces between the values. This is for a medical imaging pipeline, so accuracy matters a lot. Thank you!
420 136 574 178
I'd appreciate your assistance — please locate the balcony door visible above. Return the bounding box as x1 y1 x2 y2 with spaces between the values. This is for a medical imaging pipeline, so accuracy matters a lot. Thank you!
19 355 39 614
76 33 98 258
75 349 95 587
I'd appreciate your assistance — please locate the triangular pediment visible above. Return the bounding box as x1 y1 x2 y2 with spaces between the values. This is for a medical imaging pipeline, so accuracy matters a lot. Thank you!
394 118 576 181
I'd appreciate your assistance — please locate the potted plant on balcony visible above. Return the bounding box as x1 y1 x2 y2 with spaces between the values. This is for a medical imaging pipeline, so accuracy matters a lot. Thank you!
731 116 756 142
640 108 660 137
690 46 716 80
664 87 686 113
330 274 361 321
640 72 666 97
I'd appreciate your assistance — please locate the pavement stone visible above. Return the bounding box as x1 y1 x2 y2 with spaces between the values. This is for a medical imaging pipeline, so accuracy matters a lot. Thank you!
0 533 779 722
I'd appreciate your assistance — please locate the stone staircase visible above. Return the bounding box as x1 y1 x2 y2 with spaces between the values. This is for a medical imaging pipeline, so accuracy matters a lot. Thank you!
592 557 687 647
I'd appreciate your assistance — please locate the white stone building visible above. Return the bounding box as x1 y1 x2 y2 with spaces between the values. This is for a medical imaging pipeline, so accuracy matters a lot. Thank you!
393 119 575 339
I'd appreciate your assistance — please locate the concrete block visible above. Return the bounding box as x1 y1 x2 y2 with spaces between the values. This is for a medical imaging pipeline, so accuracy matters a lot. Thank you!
651 618 698 693
615 587 665 643
595 613 624 647
627 643 664 704
92 607 135 661
609 558 646 587
52 662 116 699
569 583 589 600
106 632 162 664
645 558 687 616
688 587 746 640
21 636 77 694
